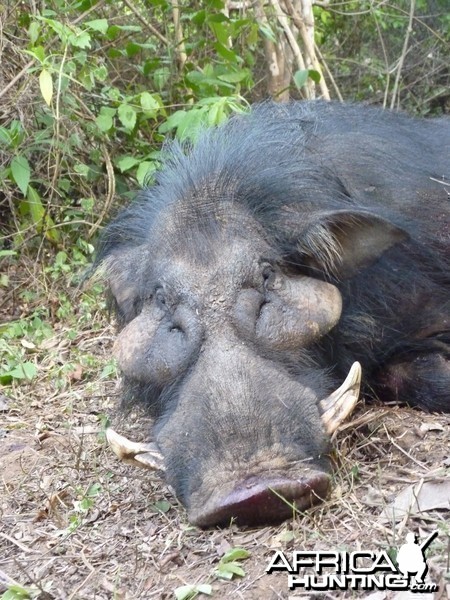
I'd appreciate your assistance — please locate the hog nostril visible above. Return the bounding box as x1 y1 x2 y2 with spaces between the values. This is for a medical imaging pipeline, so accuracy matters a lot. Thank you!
192 473 330 528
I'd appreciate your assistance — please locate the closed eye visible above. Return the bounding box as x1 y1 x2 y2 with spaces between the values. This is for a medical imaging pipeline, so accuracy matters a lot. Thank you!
155 288 167 309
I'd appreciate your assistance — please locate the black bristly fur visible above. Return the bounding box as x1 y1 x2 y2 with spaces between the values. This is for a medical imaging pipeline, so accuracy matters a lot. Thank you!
95 101 449 525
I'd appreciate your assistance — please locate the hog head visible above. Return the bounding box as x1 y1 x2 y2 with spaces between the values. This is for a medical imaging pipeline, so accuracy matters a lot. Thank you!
99 196 405 527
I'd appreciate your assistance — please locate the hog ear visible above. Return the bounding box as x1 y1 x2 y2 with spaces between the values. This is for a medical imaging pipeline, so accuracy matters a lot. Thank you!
299 210 409 279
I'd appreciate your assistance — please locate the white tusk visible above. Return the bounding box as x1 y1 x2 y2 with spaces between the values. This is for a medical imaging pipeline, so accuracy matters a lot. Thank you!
106 428 165 471
320 361 362 435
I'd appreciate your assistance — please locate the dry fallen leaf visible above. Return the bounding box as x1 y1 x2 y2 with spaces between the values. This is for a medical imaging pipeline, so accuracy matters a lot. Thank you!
380 479 450 522
68 363 83 381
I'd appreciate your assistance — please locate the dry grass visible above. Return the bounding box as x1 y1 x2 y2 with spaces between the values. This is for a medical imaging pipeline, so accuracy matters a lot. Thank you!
1 318 449 600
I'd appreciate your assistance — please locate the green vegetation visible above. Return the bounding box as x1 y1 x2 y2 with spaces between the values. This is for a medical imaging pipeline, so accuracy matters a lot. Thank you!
1 5 448 589
173 547 250 599
0 0 449 389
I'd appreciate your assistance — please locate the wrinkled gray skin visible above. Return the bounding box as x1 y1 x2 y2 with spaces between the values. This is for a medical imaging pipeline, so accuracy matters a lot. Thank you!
108 210 342 526
99 101 450 527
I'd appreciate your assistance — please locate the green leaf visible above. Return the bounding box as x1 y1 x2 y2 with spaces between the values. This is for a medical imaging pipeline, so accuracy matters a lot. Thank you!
28 21 40 44
153 499 171 513
246 22 259 47
80 197 94 212
85 18 108 34
217 70 248 83
37 16 68 41
209 21 230 46
69 30 91 49
206 12 229 23
174 584 212 600
153 67 170 90
93 65 108 82
95 112 114 132
11 156 31 195
39 69 53 106
176 109 207 141
136 161 157 187
215 562 245 579
7 362 38 381
29 187 60 243
86 482 102 497
27 186 44 226
158 110 187 134
192 10 206 25
214 547 249 580
116 155 139 173
185 71 206 85
205 0 225 9
74 163 90 177
140 92 160 116
1 583 32 599
100 363 117 379
207 101 226 126
25 45 46 63
0 127 12 146
196 585 212 596
99 106 116 118
118 103 137 131
107 87 121 101
308 69 321 83
126 41 141 58
293 69 309 90
114 25 142 33
221 547 251 562
107 48 122 59
258 22 277 43
174 585 197 600
214 42 238 63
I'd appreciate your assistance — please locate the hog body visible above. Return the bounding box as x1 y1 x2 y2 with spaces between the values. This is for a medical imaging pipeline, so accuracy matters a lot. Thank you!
97 102 450 527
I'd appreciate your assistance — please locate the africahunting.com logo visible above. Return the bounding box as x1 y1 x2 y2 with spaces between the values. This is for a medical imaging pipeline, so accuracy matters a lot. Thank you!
266 531 439 593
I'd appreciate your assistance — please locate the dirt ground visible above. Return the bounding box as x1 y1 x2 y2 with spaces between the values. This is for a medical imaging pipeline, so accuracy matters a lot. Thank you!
1 323 449 600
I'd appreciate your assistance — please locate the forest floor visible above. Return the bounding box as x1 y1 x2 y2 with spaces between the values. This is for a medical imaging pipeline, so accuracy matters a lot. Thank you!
1 265 449 600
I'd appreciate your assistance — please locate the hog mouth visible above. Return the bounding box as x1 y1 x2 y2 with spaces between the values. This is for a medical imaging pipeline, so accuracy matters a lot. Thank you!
106 362 361 526
188 470 331 528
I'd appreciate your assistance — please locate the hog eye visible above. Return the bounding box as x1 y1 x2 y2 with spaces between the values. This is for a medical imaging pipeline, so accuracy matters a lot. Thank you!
262 265 277 291
132 297 144 316
155 288 167 308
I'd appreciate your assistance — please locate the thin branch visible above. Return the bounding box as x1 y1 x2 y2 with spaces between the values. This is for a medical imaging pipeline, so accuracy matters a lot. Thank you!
390 0 415 110
72 0 107 25
121 0 169 46
0 532 40 555
88 145 115 239
283 0 330 99
47 44 68 207
270 0 306 73
0 59 33 101
314 42 343 101
171 0 187 70
371 8 391 109
252 0 290 100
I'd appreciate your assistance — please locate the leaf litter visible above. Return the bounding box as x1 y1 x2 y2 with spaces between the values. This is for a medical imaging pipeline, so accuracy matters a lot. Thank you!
1 325 449 599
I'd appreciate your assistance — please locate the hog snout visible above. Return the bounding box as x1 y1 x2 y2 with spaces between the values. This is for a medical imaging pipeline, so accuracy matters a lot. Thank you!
190 472 330 527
